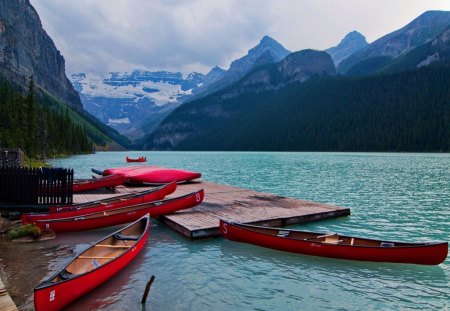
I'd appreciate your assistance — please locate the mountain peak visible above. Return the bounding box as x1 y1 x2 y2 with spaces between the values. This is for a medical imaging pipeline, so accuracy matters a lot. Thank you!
248 35 290 61
342 31 367 44
326 31 368 66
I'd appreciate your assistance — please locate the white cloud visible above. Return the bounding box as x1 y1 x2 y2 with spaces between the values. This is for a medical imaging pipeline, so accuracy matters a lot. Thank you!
30 0 450 75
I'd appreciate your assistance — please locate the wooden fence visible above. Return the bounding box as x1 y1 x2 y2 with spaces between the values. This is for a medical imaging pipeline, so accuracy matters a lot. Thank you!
0 167 73 206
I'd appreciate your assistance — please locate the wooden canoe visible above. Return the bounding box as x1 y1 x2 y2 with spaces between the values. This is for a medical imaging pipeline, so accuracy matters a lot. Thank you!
48 182 177 212
219 220 448 265
34 214 150 311
35 189 204 232
22 182 177 224
73 174 127 192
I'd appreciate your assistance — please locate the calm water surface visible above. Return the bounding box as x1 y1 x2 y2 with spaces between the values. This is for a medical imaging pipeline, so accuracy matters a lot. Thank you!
5 152 450 310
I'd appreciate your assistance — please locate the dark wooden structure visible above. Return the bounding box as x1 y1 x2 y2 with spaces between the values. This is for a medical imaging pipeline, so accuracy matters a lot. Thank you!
0 148 24 168
0 167 73 209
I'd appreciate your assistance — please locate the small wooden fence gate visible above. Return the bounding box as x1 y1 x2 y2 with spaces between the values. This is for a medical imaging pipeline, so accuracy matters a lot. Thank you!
0 167 73 207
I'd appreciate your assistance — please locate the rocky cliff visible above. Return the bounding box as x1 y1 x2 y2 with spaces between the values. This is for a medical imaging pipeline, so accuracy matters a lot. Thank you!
0 0 83 111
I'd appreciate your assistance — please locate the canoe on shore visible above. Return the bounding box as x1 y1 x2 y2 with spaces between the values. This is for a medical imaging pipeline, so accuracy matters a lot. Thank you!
49 182 176 212
35 189 204 232
34 214 150 311
126 156 147 163
22 182 177 224
73 174 126 192
219 220 448 265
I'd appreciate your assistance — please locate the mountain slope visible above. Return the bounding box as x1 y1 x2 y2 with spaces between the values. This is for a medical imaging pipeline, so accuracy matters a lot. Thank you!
325 31 368 66
145 49 336 149
0 0 83 112
338 11 450 73
193 36 291 97
70 70 204 139
146 65 450 152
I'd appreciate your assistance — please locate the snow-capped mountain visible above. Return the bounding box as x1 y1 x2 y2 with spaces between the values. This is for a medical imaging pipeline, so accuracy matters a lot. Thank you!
70 70 205 139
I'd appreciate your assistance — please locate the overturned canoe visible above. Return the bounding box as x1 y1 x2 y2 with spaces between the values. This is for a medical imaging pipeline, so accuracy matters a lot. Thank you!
36 189 204 232
22 182 177 224
73 174 127 192
96 166 202 185
219 220 448 265
34 214 150 311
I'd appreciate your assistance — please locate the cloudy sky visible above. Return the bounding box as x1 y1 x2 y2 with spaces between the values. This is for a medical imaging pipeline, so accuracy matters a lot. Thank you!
30 0 450 76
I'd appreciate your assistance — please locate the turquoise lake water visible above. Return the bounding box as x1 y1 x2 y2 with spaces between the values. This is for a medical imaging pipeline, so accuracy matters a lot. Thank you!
47 152 449 310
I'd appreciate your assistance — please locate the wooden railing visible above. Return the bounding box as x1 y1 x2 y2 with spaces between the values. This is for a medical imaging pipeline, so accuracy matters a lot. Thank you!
0 167 73 206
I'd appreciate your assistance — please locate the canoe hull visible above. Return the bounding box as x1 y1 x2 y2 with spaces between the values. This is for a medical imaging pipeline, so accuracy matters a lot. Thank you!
102 166 201 184
34 216 150 311
73 174 126 192
220 221 448 265
36 189 204 233
22 182 177 224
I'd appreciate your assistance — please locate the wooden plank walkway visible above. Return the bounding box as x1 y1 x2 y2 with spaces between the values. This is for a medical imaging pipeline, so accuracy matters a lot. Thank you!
73 180 350 240
0 277 18 311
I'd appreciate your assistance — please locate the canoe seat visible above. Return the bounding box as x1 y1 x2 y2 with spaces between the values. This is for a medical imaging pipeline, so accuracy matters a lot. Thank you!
94 244 131 248
59 269 74 280
114 233 139 241
317 234 343 244
277 230 290 238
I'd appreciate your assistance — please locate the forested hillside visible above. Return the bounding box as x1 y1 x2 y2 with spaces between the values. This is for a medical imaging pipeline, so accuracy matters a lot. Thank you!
151 64 450 152
0 79 92 158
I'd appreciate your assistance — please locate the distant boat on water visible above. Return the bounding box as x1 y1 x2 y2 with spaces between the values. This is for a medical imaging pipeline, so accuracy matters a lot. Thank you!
126 156 147 162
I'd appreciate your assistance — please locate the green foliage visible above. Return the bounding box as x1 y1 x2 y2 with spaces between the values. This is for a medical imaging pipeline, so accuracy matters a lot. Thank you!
6 224 41 240
0 79 93 158
165 65 450 152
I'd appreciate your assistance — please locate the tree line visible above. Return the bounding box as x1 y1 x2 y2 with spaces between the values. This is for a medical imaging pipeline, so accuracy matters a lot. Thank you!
168 64 450 152
0 77 92 160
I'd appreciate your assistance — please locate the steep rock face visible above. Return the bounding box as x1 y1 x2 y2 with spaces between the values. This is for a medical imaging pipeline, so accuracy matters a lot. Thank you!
325 31 368 66
194 35 291 97
221 49 335 98
71 70 205 139
0 0 83 111
338 11 450 73
146 49 335 149
380 26 450 72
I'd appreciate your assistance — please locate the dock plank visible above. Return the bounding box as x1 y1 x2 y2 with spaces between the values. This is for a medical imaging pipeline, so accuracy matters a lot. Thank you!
73 180 350 240
0 278 18 311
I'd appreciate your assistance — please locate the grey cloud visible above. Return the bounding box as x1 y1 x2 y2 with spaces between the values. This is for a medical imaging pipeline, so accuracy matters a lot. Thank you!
30 0 450 75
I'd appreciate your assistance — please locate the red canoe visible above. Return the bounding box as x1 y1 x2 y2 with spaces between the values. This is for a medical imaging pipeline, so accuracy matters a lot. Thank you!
48 182 176 213
34 214 150 311
35 189 204 232
100 166 202 185
126 156 147 162
220 220 448 265
22 182 177 224
73 174 127 192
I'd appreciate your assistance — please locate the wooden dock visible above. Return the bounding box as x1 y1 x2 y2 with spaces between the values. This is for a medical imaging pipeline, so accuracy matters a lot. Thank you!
0 277 18 311
74 181 350 240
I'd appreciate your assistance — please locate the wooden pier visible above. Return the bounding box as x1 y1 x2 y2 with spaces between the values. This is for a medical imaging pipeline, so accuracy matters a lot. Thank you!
0 277 18 311
74 180 350 240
